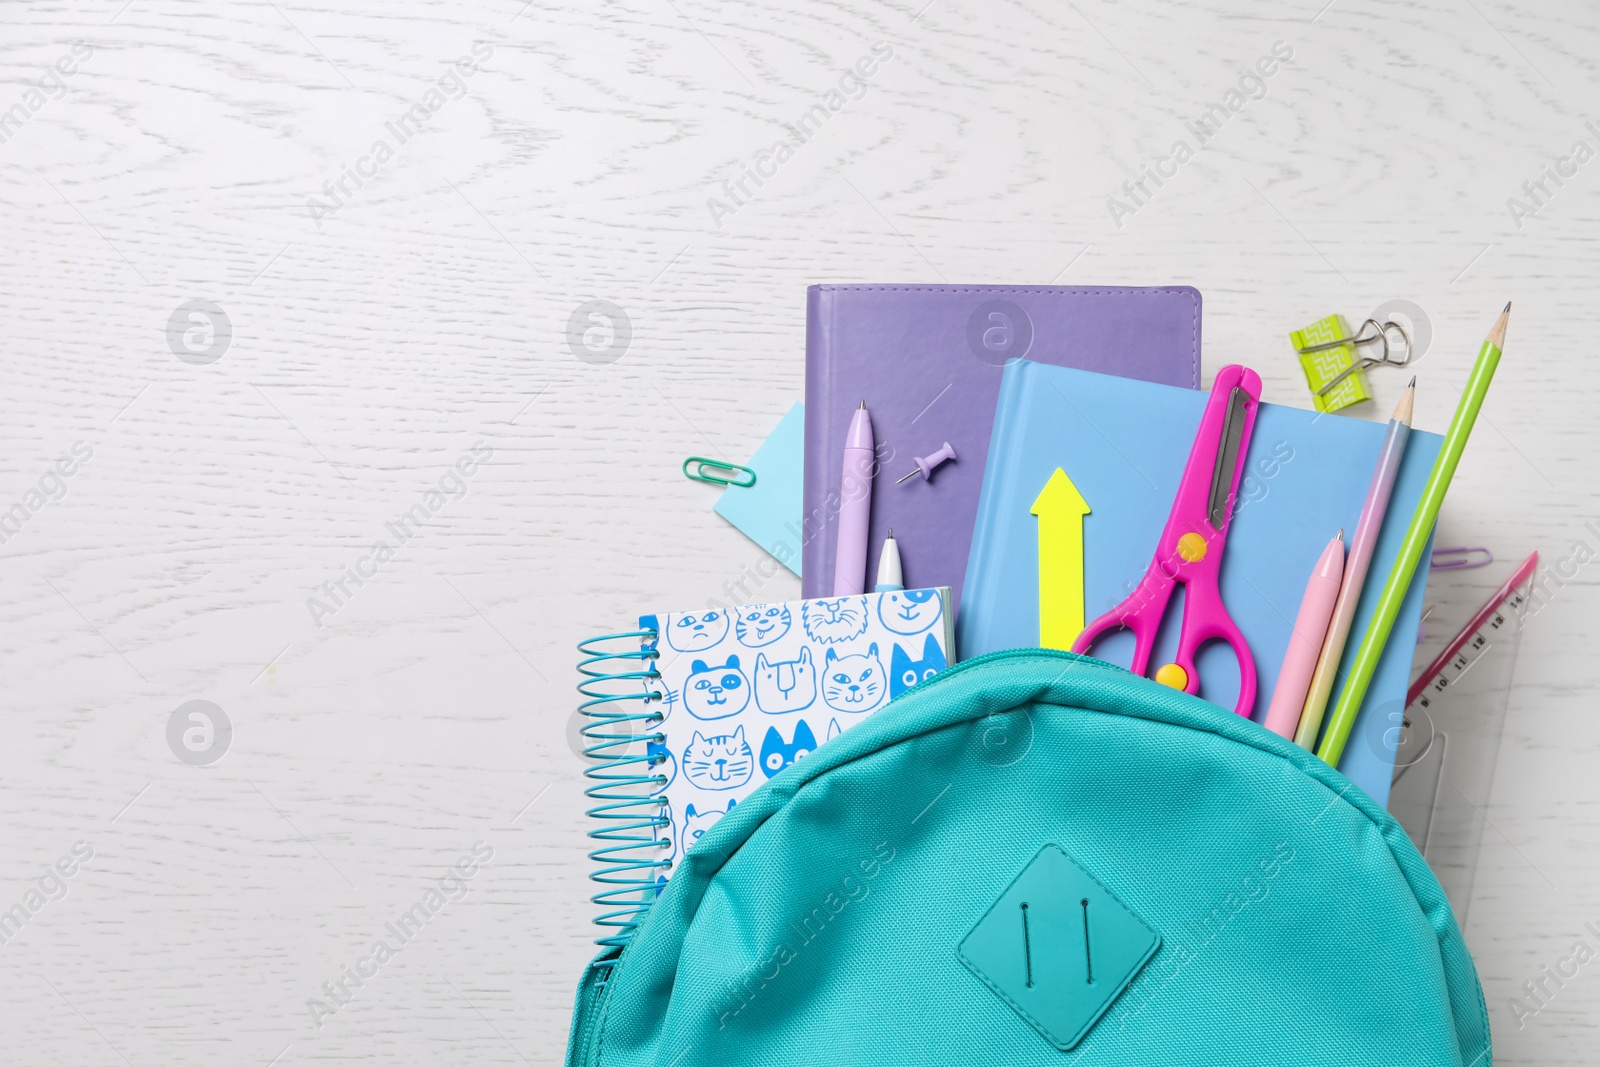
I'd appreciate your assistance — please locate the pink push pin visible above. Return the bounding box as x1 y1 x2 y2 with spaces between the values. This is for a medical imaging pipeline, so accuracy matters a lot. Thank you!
895 441 957 483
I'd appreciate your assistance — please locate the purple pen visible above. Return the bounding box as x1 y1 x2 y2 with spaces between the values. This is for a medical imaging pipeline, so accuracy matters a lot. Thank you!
832 402 875 596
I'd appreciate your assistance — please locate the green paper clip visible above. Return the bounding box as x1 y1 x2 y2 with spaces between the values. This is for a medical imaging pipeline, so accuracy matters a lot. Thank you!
683 456 756 488
1291 314 1371 413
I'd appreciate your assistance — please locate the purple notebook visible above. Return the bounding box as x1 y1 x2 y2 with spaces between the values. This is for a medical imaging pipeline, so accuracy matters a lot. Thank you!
802 284 1202 610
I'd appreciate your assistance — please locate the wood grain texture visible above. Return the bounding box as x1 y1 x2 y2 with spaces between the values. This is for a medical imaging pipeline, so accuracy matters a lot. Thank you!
1 0 1596 1061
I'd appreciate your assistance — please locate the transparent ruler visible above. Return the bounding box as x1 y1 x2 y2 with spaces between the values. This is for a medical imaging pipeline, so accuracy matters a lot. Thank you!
1389 552 1536 924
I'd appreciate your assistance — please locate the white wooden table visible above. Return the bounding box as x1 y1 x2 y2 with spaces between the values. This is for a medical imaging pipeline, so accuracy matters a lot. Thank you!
2 0 1595 1061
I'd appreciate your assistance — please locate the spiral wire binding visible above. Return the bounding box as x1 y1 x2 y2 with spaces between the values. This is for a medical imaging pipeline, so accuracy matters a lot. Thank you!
578 628 669 974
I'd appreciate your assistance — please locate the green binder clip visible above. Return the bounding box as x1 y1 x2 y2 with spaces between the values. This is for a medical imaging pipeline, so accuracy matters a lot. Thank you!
1291 314 1413 414
683 456 756 488
1292 314 1370 413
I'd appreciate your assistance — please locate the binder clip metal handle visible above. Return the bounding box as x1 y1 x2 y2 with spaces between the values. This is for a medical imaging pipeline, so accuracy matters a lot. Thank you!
1299 318 1414 395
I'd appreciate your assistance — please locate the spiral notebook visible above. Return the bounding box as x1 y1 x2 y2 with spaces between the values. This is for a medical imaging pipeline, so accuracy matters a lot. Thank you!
577 587 954 949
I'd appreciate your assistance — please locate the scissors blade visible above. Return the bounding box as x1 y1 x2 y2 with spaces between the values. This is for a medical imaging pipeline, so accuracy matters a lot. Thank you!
1207 387 1249 529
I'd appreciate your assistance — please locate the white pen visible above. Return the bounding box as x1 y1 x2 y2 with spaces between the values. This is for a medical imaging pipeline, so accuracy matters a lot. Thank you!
874 530 904 592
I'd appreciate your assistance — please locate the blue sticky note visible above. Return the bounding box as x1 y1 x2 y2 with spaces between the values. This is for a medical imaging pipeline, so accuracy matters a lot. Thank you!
714 402 804 577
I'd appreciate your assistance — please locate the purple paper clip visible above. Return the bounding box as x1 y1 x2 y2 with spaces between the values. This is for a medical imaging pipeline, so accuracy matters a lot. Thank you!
1431 546 1492 571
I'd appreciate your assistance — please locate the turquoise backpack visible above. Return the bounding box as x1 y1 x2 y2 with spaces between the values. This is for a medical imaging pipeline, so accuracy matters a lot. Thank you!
567 649 1490 1066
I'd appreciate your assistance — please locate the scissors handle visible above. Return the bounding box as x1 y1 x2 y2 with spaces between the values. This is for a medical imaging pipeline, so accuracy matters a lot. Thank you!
1073 569 1258 717
1072 567 1171 676
1165 578 1258 717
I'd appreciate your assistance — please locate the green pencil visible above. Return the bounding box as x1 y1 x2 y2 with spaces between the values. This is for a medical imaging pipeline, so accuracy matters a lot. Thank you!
1317 302 1511 767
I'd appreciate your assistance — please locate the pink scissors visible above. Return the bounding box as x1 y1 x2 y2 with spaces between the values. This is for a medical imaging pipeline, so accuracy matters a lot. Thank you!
1071 365 1261 716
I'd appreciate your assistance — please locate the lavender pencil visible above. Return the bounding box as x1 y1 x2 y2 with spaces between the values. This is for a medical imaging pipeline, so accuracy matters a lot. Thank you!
1292 380 1415 750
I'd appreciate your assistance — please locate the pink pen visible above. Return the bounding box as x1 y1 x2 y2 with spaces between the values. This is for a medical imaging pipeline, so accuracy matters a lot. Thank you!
832 402 875 596
1263 531 1345 738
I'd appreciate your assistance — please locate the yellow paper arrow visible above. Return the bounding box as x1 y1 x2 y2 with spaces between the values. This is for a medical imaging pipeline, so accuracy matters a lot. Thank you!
1032 467 1090 650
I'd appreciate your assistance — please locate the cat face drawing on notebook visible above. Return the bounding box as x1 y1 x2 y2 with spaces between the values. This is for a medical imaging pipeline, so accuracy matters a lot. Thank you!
760 720 817 778
753 647 817 714
682 728 754 791
665 609 729 653
803 597 869 644
680 799 735 857
822 644 887 714
877 589 943 636
682 655 750 719
734 603 792 648
890 634 947 698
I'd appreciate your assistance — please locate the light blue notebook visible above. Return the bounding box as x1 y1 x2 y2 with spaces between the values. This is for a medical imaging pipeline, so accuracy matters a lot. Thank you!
961 362 1442 804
